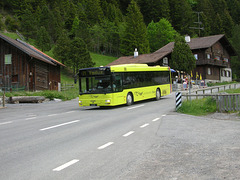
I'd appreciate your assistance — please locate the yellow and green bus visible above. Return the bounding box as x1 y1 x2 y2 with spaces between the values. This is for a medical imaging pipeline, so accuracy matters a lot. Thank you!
76 64 171 107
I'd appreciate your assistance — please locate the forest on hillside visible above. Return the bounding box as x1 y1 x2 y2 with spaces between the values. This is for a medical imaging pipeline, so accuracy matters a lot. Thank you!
0 0 240 78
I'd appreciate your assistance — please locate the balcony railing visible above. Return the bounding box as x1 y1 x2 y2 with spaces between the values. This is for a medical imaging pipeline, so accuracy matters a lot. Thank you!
196 59 228 67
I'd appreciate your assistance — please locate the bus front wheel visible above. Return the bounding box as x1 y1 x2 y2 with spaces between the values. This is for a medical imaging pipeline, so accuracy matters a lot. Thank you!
156 88 161 100
126 93 133 106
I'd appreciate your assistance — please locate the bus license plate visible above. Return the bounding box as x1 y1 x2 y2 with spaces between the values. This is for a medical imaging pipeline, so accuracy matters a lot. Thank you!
90 104 97 106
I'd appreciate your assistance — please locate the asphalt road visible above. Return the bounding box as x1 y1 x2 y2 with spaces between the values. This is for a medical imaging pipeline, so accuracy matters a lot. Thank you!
1 93 240 180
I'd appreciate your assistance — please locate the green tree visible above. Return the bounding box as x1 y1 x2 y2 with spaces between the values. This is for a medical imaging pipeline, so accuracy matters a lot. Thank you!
168 0 194 35
195 0 215 36
69 37 95 73
20 9 37 39
226 0 240 24
53 30 71 65
0 14 5 31
85 0 104 25
147 18 178 52
5 15 19 32
71 16 80 37
120 0 149 56
230 25 240 80
209 0 233 36
36 26 52 52
171 35 196 73
211 13 224 35
138 0 170 25
221 9 234 37
89 24 105 53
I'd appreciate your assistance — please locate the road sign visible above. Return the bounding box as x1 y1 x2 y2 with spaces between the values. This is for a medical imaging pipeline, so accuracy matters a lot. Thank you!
175 92 182 110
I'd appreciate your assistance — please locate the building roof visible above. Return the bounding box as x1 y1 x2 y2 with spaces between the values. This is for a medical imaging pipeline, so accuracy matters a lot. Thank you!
108 34 236 66
0 33 64 66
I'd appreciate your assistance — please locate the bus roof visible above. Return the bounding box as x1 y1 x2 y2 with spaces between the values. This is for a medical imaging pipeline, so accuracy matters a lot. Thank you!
110 64 170 72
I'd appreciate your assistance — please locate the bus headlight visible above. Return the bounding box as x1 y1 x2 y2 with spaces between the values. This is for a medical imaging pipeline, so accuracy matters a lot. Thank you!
105 100 111 104
79 100 82 104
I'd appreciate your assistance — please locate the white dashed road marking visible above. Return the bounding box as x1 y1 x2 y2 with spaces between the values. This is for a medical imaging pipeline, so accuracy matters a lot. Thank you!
140 123 149 128
127 105 145 110
123 131 135 137
152 118 160 122
48 114 58 117
25 117 37 120
0 121 12 126
98 142 114 150
40 120 80 131
53 159 79 172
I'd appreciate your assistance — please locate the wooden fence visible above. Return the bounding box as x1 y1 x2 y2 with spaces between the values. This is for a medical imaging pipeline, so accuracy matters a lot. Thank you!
216 94 240 112
61 83 75 91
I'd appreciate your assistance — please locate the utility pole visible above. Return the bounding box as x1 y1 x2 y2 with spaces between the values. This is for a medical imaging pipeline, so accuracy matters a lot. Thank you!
190 12 204 36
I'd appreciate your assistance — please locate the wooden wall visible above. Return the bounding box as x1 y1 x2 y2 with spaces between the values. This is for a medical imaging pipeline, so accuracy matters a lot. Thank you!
0 39 61 91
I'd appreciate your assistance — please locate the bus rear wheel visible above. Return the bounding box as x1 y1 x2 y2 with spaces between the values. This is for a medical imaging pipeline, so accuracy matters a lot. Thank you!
126 93 133 106
156 88 161 100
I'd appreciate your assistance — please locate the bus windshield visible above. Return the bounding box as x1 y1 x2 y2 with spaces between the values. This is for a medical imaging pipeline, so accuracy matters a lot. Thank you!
80 75 112 94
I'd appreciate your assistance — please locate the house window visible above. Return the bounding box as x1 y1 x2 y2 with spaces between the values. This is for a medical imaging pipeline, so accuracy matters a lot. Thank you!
221 70 225 77
227 71 231 77
207 54 211 59
208 68 211 75
194 54 198 60
163 57 168 65
223 58 228 62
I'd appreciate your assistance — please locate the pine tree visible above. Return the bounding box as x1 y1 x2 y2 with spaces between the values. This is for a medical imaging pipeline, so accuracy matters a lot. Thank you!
138 0 170 25
53 30 71 65
171 35 196 73
85 0 104 25
226 0 240 24
120 0 149 56
20 9 37 39
36 26 52 52
210 0 233 36
147 18 178 52
69 37 95 73
168 0 194 35
71 16 80 37
230 25 240 80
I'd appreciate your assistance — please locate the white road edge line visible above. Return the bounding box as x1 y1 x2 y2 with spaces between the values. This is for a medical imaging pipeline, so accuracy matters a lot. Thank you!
123 131 135 137
98 142 114 150
127 104 145 110
0 121 13 126
53 159 79 172
40 120 80 131
140 123 149 128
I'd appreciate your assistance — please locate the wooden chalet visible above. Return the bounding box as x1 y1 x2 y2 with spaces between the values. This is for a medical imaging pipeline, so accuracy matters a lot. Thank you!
0 33 64 91
109 34 236 83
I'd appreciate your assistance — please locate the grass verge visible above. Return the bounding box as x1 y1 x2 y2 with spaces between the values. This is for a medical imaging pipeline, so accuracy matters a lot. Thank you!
225 88 240 93
207 81 237 87
177 97 217 116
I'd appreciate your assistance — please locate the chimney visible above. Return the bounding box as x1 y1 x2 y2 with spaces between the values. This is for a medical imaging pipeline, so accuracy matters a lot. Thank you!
185 35 191 43
134 48 138 58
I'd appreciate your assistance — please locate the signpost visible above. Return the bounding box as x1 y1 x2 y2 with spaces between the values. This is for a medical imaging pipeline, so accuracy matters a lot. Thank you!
175 92 182 111
2 54 12 107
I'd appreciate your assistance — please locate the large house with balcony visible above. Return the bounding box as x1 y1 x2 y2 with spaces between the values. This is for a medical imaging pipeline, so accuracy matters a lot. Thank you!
108 34 236 83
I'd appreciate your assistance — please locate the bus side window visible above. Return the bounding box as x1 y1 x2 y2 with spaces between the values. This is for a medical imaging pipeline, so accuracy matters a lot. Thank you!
113 74 122 92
